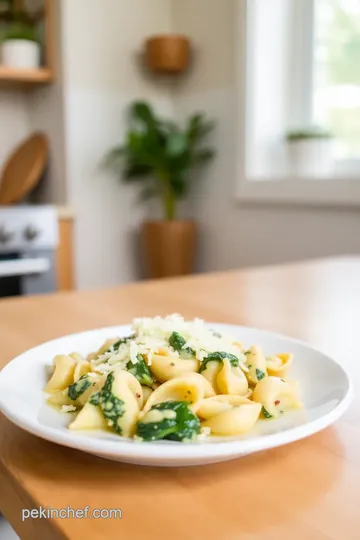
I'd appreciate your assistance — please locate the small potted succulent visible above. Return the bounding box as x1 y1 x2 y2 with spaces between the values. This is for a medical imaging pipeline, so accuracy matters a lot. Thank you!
107 101 215 279
286 127 334 179
1 12 41 69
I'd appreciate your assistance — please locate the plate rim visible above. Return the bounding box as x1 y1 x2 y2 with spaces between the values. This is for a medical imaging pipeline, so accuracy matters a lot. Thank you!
0 323 353 462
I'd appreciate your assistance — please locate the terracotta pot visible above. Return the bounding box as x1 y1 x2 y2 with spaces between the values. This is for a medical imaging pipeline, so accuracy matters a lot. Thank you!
145 35 190 74
141 220 196 279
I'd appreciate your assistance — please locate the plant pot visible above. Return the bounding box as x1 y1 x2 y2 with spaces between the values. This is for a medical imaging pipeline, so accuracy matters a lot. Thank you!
1 39 41 69
287 139 334 179
141 220 196 279
145 35 190 74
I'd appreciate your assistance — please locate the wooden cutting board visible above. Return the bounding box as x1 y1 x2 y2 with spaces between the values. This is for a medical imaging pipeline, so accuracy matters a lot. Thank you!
0 133 48 205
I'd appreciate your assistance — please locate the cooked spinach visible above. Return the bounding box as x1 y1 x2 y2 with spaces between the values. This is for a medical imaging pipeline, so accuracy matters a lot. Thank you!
199 351 239 373
169 332 195 358
112 335 135 351
256 368 266 381
89 372 125 434
136 401 200 442
261 406 272 419
68 375 93 401
127 354 153 386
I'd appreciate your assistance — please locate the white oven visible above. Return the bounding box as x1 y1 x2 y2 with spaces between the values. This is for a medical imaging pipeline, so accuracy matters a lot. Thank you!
0 206 58 298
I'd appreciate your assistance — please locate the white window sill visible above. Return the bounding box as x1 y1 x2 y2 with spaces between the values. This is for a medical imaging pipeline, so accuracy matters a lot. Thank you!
237 177 360 207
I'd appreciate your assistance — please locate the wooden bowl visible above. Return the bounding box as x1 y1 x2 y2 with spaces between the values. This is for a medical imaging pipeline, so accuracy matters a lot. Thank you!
145 35 190 74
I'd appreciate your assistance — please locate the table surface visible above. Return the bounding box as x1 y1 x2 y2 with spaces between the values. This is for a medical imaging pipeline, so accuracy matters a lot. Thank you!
0 257 358 540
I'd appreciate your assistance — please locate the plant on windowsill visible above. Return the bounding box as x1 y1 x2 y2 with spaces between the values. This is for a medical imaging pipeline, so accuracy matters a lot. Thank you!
285 127 334 179
106 101 215 279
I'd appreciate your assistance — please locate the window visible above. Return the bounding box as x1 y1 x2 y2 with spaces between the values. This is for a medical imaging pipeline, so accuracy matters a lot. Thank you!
238 0 360 205
313 0 360 160
244 0 360 182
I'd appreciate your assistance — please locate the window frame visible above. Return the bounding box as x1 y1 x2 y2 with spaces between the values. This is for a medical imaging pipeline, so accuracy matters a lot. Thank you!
236 0 360 207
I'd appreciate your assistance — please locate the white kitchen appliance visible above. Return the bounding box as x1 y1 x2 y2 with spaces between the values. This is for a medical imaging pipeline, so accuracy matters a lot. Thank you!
0 206 58 298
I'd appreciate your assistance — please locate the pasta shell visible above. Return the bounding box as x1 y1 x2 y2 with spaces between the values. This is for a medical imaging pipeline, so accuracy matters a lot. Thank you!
196 395 253 420
141 373 206 415
47 389 70 407
266 353 293 377
69 402 108 431
44 355 77 393
73 360 91 382
69 352 86 364
245 345 268 386
253 376 302 418
201 402 262 435
200 360 222 394
141 385 154 406
112 370 143 410
150 353 200 383
216 358 249 396
111 371 141 437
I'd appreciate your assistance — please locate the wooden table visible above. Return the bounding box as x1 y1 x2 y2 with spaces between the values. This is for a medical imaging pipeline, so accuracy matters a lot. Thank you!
0 257 358 540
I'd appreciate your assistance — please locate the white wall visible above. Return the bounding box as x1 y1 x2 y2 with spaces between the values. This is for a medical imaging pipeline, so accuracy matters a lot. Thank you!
61 0 174 289
28 0 67 204
172 0 360 273
0 90 31 172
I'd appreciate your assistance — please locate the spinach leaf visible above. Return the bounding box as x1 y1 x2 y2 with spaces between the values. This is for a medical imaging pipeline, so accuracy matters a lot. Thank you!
199 351 239 373
261 406 272 419
68 375 93 401
127 354 154 386
136 401 200 442
169 332 195 359
89 372 125 435
112 334 135 351
256 368 266 381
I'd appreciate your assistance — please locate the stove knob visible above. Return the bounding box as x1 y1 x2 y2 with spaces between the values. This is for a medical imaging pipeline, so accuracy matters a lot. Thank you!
0 226 14 245
24 225 40 242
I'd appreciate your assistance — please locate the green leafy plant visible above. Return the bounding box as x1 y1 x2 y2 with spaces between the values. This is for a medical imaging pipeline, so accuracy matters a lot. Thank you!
1 3 41 44
4 20 39 43
286 127 333 142
107 101 215 220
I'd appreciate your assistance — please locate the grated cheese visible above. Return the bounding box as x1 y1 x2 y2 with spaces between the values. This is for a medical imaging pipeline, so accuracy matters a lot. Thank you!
92 315 246 373
198 426 211 440
61 405 77 413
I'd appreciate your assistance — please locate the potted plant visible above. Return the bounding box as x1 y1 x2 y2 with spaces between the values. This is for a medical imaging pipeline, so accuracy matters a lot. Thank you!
1 12 41 69
107 101 215 279
286 127 334 179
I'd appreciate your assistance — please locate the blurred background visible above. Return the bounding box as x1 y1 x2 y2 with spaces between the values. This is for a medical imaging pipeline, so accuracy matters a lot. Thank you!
0 0 359 301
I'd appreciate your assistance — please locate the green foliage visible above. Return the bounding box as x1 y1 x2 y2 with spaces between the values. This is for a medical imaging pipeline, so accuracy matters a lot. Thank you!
106 101 215 220
136 401 200 442
286 128 332 141
169 331 194 359
4 21 39 42
127 355 154 386
199 352 239 373
326 0 360 86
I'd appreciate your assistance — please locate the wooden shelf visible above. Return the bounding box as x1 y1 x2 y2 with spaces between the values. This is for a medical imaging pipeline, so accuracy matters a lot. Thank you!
0 66 53 84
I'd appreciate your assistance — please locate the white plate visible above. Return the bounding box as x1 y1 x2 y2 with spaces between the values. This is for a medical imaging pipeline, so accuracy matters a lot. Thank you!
0 324 353 467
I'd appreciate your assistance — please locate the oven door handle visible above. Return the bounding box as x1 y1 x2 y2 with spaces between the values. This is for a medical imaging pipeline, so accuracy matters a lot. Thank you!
0 258 50 278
